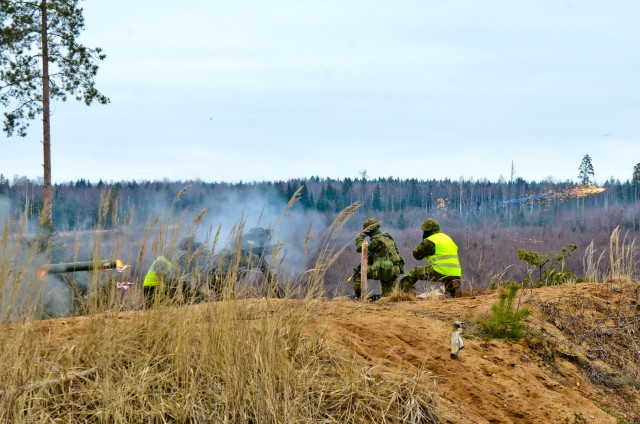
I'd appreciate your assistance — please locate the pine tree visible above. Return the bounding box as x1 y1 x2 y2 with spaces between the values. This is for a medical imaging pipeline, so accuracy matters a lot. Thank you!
1 0 109 225
633 163 640 205
299 182 314 208
578 154 595 185
372 184 382 211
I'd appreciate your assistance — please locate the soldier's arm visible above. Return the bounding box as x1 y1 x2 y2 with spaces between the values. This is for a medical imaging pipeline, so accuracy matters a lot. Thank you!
368 236 384 254
413 239 436 260
355 232 367 253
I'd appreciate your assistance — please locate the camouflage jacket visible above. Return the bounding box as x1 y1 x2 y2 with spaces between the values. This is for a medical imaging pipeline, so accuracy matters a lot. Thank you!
356 229 402 267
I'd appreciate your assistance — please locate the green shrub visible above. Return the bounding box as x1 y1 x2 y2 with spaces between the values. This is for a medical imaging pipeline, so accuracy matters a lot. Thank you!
479 282 531 340
517 244 578 286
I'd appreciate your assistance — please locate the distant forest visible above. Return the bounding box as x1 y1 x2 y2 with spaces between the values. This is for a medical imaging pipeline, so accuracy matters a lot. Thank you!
1 173 639 292
1 174 639 232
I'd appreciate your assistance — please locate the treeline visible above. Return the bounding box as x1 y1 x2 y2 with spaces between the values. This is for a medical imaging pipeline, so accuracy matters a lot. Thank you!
1 173 639 232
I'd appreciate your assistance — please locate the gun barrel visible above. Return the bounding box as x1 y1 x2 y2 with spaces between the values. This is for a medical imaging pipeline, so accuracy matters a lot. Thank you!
42 259 121 274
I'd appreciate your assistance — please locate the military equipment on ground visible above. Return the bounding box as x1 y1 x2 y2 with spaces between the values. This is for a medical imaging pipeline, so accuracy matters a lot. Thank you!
240 227 274 257
212 227 283 298
42 259 123 274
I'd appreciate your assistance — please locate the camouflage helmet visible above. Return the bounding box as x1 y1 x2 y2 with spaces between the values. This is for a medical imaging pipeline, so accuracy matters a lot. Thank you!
179 235 202 252
421 218 440 232
362 218 381 232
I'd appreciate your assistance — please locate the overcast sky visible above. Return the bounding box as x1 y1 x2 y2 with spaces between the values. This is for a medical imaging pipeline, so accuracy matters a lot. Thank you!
1 0 639 185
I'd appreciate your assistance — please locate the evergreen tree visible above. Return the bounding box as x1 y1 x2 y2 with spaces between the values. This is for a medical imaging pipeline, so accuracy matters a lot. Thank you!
326 181 337 201
315 184 330 212
0 173 8 195
340 177 353 208
1 0 109 225
299 182 314 208
396 212 408 230
578 154 595 185
372 184 382 211
409 179 421 208
633 163 640 204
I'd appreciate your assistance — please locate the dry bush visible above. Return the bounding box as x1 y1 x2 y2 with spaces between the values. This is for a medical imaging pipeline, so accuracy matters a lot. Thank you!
534 283 640 395
383 290 417 303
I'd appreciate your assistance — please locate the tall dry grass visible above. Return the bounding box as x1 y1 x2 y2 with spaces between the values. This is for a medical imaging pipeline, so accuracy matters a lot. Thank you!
582 226 638 283
0 192 443 423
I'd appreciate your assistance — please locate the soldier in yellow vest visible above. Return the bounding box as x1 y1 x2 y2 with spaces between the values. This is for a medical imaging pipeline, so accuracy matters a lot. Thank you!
399 218 462 298
142 256 173 308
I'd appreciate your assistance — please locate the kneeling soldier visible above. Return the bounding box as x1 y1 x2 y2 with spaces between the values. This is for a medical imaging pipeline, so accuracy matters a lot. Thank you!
399 218 461 298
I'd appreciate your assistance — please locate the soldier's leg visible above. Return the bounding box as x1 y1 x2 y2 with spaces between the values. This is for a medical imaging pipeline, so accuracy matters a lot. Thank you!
352 271 362 298
268 274 284 298
261 264 283 298
143 286 155 308
443 277 461 298
380 274 399 296
380 279 393 296
399 267 430 293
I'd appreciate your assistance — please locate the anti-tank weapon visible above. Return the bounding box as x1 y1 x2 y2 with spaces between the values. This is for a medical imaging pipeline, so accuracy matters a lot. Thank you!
41 259 125 275
240 227 275 258
211 227 284 298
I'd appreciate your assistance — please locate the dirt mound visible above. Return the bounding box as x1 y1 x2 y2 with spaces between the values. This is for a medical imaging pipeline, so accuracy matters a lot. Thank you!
11 281 639 423
313 281 640 423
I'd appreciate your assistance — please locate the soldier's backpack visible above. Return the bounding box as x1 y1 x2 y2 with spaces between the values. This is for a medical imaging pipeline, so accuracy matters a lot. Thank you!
369 232 403 280
380 232 404 274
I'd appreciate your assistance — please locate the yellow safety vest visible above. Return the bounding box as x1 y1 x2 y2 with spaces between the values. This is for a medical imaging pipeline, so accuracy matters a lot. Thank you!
426 233 461 277
143 256 173 287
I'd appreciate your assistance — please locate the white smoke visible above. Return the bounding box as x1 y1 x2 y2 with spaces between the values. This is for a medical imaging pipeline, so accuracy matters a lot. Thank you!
195 185 327 276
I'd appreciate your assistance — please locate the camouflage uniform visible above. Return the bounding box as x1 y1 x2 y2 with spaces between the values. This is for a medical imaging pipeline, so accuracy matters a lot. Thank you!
212 228 283 298
399 218 462 298
174 235 213 303
352 218 404 298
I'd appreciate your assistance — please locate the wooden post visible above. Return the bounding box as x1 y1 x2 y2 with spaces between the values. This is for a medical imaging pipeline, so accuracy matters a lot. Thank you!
361 241 368 302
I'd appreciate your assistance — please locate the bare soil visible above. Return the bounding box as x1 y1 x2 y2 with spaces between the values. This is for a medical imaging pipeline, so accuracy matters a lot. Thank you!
312 281 640 423
19 281 640 423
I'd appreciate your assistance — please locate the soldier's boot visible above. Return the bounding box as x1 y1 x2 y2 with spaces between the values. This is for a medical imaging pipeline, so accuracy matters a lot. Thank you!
398 274 416 293
353 277 362 299
353 287 361 299
445 279 460 298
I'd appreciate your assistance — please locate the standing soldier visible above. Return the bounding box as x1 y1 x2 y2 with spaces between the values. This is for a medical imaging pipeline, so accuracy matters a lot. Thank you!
399 218 462 298
352 218 404 299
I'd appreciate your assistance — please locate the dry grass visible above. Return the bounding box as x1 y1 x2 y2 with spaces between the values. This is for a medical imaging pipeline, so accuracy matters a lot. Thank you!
582 225 638 284
383 290 418 303
533 282 640 390
0 195 444 423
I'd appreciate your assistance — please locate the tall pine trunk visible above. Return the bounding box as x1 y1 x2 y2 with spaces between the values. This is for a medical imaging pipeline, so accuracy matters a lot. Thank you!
40 0 53 226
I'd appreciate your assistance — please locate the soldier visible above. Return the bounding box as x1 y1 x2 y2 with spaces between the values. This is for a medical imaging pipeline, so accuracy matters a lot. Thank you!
352 218 404 299
399 218 462 298
212 227 283 298
174 235 213 303
142 255 173 308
